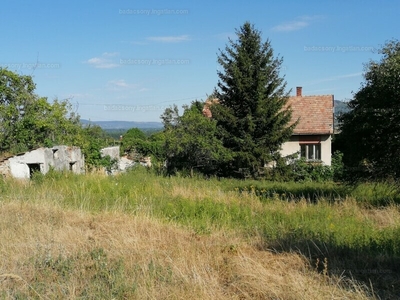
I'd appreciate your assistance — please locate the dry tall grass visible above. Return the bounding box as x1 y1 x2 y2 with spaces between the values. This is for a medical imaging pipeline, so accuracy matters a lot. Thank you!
0 199 373 299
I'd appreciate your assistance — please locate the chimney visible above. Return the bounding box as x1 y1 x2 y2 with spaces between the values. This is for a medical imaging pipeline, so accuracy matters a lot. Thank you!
296 86 302 97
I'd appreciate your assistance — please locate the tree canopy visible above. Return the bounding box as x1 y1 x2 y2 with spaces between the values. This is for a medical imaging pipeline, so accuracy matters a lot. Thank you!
120 127 165 164
212 22 295 177
161 101 231 176
158 22 295 178
338 40 400 180
0 68 115 169
0 68 84 153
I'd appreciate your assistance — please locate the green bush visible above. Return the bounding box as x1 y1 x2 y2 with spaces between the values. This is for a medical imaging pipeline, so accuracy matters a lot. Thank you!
331 151 344 181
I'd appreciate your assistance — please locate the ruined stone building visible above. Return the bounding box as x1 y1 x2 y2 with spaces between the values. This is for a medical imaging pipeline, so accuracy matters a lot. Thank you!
0 145 85 179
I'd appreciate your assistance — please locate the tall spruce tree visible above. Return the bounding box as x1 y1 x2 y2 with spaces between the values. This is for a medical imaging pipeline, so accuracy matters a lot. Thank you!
212 22 295 178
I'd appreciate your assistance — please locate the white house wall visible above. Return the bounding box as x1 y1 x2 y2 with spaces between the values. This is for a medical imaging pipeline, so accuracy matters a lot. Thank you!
280 136 301 159
280 135 332 166
321 135 332 166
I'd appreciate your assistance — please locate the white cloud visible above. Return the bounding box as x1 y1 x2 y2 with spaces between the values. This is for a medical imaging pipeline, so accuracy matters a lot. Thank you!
146 35 190 43
87 57 103 64
306 72 363 85
336 72 363 79
85 52 120 69
64 93 93 99
106 79 140 91
273 20 308 32
102 52 119 57
272 15 323 32
110 79 129 88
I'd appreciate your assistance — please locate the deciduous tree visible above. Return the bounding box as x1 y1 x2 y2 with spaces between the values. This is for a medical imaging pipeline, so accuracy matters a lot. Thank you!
0 68 82 153
338 40 400 180
162 101 232 176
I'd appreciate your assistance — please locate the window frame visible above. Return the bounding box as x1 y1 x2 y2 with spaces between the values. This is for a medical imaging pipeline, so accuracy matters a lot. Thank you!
300 143 321 161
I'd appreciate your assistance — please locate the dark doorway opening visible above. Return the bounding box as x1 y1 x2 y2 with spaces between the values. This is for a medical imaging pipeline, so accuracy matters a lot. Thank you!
52 149 59 159
27 163 41 178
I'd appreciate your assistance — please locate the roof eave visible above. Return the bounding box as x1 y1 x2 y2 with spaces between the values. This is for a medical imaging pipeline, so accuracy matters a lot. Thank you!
292 132 333 135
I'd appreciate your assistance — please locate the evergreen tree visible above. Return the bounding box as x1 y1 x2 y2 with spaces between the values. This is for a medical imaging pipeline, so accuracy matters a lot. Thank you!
212 22 295 178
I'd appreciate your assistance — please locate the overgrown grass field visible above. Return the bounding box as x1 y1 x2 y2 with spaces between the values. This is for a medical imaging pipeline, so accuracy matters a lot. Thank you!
1 167 399 299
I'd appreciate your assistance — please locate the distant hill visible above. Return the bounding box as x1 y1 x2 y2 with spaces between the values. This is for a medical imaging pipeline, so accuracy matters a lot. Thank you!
81 101 350 132
334 100 351 131
81 119 163 130
334 100 351 116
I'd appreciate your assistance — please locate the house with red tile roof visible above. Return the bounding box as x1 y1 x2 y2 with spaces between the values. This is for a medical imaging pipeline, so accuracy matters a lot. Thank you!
281 87 334 165
202 87 334 166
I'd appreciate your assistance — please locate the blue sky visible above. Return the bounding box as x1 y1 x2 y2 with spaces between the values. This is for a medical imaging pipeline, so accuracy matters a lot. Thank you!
1 0 398 122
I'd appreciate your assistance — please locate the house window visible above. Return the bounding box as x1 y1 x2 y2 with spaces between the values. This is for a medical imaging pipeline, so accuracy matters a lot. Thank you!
300 144 321 161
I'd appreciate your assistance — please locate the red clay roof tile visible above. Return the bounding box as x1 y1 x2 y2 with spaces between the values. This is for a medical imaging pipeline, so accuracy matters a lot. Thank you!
287 94 334 135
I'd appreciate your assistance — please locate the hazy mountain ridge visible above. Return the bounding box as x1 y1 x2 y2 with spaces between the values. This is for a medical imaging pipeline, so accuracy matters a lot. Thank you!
334 100 351 116
81 101 350 131
334 100 351 130
81 119 163 129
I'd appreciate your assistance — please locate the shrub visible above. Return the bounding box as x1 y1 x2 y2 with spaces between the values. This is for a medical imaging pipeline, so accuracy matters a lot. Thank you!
331 151 344 181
